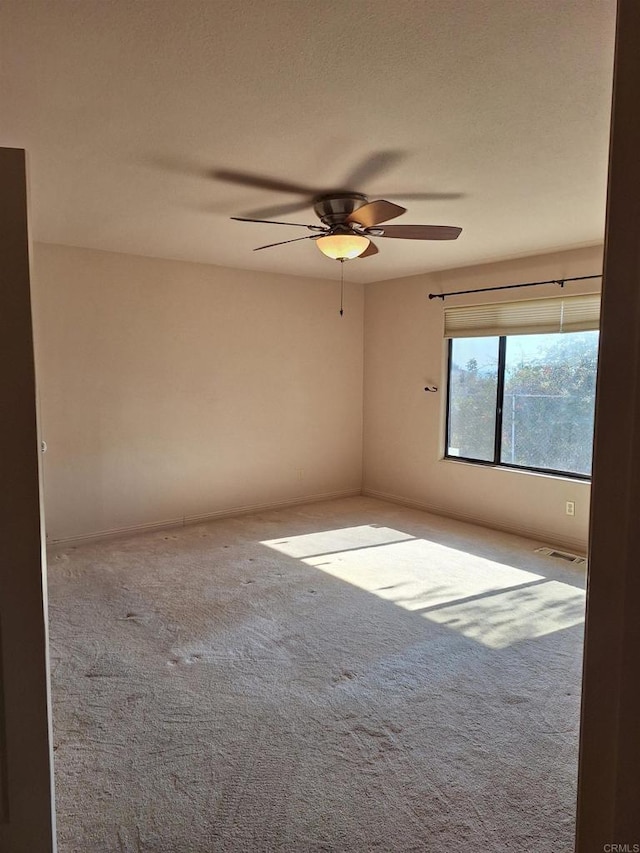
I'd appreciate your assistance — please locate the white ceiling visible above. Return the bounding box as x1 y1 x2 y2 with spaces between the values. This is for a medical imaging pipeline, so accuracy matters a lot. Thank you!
0 0 616 283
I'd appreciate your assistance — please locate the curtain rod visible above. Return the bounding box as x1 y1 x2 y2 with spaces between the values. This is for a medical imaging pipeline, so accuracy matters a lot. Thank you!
428 273 602 301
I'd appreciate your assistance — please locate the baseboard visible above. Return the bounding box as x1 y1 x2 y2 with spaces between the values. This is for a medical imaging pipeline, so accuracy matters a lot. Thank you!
47 485 588 555
362 487 588 556
47 488 361 549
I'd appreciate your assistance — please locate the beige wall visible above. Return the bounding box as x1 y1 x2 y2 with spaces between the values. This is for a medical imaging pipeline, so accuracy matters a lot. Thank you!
33 241 602 551
363 244 603 552
32 243 364 542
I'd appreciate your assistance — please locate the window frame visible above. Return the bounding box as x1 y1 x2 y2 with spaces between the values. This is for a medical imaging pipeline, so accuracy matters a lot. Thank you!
444 336 593 481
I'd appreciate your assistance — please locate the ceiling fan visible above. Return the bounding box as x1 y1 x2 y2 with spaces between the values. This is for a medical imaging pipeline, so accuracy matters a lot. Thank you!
231 192 462 261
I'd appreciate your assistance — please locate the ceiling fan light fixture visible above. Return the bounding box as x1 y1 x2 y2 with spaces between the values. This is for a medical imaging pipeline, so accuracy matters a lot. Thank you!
315 233 370 260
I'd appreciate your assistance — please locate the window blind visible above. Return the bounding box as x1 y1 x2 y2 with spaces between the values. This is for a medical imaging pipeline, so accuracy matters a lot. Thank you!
443 293 600 338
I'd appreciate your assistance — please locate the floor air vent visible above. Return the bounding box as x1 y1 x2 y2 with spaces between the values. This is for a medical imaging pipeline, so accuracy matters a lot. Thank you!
535 546 587 565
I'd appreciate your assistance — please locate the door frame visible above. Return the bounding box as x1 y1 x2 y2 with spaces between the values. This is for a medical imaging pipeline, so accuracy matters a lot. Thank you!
0 147 56 852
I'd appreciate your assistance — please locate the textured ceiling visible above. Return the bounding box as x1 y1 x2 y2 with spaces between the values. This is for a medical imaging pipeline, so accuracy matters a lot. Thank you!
0 0 616 283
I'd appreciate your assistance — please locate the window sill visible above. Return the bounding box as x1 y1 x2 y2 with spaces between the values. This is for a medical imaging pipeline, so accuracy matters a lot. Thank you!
441 455 591 484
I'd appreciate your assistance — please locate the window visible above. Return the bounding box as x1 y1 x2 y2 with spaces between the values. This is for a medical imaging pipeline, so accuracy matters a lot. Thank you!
444 296 599 479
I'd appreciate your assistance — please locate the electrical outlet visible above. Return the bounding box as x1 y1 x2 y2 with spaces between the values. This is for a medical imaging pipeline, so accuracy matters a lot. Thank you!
296 468 304 480
566 501 575 517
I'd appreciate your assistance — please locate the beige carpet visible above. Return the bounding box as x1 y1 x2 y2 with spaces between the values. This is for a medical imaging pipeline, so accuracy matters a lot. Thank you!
48 496 586 852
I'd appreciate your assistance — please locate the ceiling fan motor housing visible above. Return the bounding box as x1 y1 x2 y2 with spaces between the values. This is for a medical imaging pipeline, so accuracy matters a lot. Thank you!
313 192 369 226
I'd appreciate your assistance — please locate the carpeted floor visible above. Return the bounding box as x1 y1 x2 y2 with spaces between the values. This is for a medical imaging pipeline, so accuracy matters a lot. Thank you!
48 496 586 852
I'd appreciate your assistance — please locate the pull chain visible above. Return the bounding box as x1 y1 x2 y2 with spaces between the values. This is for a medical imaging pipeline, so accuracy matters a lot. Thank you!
340 259 345 316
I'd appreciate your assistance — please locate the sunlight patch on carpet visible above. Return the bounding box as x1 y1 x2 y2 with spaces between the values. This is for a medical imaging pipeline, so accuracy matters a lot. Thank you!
261 526 585 649
420 579 585 648
263 524 416 558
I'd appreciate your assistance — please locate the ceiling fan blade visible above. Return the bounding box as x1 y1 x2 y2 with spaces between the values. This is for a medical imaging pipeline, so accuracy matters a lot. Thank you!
346 200 407 227
376 224 462 240
253 235 318 251
357 240 379 258
242 199 315 219
342 150 406 189
232 217 319 229
213 169 317 196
